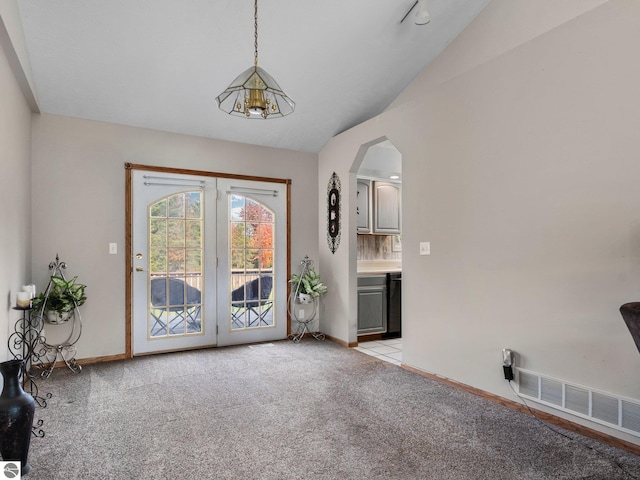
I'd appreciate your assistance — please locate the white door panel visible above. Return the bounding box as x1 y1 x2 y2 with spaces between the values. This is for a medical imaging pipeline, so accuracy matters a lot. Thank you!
132 171 216 355
216 178 287 347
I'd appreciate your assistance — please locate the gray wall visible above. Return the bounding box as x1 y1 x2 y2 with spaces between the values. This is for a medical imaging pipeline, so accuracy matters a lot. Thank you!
31 113 318 359
0 5 33 361
319 0 640 445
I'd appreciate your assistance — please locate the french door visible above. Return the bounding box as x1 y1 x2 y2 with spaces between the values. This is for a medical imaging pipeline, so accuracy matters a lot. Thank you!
216 178 287 347
131 169 287 355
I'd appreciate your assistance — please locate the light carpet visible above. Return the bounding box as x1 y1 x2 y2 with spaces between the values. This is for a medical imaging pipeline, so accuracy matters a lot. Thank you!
22 339 640 479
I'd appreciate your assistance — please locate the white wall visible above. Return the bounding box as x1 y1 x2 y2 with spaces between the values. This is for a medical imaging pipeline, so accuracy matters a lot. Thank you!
0 9 32 361
0 0 38 106
31 113 318 359
319 0 640 445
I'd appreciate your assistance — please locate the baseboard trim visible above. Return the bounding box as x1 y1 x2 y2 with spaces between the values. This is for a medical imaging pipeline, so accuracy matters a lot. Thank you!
357 333 383 342
32 353 129 373
324 334 358 348
76 353 129 365
402 364 640 456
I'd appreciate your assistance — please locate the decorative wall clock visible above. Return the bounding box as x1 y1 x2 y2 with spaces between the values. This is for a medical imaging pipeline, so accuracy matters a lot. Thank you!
327 172 341 254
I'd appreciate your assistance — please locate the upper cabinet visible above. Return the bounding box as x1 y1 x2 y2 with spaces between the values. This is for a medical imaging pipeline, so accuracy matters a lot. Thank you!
357 178 401 234
373 181 401 234
356 179 371 233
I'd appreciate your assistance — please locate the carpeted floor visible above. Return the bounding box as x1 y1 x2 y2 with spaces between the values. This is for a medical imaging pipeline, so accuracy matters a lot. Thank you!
22 339 640 479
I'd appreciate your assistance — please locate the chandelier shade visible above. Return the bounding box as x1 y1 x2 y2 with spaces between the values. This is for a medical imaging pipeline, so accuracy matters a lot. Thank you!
216 65 295 119
216 0 295 119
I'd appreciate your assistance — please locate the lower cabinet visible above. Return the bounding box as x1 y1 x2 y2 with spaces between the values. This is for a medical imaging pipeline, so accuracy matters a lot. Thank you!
357 275 387 334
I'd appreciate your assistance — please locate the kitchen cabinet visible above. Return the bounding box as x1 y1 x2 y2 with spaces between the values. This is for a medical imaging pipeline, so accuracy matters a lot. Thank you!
356 179 371 233
357 178 401 235
357 275 387 334
373 181 401 234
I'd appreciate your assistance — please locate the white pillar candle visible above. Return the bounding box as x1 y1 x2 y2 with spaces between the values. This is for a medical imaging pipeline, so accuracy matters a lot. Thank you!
21 284 36 298
16 291 31 308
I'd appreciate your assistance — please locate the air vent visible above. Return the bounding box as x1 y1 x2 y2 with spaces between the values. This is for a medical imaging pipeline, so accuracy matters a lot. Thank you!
622 400 640 433
592 392 619 425
516 368 640 438
540 377 563 406
565 385 589 415
519 371 539 398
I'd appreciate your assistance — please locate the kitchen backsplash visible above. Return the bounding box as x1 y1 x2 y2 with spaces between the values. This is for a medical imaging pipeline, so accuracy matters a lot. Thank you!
357 234 402 261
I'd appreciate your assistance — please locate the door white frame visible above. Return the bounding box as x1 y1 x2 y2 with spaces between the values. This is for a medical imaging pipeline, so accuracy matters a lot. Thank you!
124 163 291 358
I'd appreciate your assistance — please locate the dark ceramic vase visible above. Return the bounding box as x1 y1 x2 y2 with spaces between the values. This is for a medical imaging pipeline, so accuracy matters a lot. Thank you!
0 359 35 475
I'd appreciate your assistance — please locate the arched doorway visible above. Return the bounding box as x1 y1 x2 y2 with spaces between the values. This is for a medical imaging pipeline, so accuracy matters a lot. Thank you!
349 137 403 363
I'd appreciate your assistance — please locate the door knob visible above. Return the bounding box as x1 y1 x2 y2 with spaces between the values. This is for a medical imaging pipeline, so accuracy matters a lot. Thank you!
136 253 143 259
136 266 144 272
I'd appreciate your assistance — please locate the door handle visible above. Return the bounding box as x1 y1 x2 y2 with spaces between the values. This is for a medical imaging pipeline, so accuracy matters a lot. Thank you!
135 266 144 272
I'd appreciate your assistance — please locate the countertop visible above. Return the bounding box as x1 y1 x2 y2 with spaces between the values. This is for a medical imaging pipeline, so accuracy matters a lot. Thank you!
357 260 402 275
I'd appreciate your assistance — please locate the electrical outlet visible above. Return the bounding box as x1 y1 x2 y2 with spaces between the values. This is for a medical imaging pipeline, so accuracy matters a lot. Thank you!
502 349 513 367
502 349 514 380
109 243 117 255
419 241 430 255
299 309 305 319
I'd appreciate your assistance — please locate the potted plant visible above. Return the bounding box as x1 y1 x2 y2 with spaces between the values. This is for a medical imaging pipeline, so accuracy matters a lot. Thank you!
32 275 87 324
289 268 327 304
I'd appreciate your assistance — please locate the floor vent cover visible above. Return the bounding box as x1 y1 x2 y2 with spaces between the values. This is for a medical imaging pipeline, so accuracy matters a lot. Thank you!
516 368 640 438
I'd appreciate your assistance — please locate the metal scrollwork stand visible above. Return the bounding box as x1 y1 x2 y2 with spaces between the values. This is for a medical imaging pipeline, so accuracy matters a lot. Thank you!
288 256 325 343
9 305 50 438
35 255 83 377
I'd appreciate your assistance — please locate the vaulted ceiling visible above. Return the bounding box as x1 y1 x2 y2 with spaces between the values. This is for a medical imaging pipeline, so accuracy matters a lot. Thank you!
17 0 491 153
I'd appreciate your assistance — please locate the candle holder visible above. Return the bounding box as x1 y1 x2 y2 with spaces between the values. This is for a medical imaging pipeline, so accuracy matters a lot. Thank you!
16 292 31 309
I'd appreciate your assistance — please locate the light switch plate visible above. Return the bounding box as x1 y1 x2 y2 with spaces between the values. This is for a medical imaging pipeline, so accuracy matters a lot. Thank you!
109 243 117 255
419 241 430 256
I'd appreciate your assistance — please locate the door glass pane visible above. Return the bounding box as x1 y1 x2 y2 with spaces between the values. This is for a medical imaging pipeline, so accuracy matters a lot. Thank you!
245 249 259 269
186 220 202 248
185 192 201 219
257 223 273 248
150 218 166 246
150 199 167 217
149 247 167 274
231 222 245 248
245 198 261 222
260 249 273 270
168 193 185 217
167 220 185 247
230 194 244 221
148 191 203 339
186 249 201 273
228 195 275 330
168 248 185 273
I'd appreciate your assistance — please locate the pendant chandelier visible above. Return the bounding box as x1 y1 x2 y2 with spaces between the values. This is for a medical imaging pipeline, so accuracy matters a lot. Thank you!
216 0 295 119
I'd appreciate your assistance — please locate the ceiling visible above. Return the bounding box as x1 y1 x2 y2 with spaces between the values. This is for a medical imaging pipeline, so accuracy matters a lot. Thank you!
17 0 491 154
360 140 403 181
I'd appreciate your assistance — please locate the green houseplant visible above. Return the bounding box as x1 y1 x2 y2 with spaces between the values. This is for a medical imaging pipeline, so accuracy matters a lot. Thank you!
32 275 87 324
289 268 327 304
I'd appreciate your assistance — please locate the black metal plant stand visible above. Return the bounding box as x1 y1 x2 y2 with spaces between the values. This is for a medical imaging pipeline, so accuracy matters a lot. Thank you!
6 255 85 438
8 307 49 438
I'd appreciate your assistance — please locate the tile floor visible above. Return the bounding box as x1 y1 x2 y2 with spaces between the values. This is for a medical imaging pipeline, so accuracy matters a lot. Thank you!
353 338 402 365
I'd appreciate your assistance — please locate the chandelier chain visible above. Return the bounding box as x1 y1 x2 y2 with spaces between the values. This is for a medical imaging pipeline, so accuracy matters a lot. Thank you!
254 0 258 67
215 0 294 118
